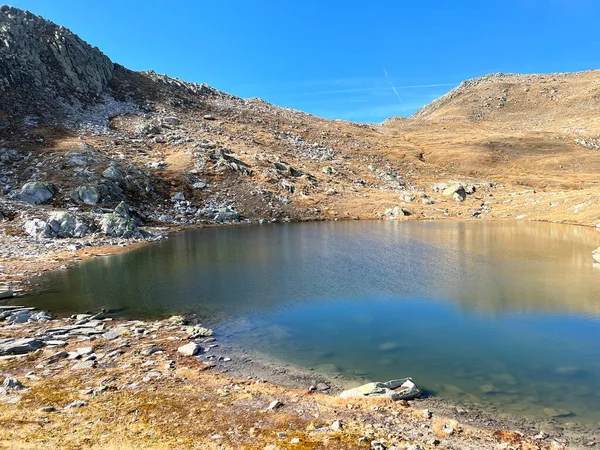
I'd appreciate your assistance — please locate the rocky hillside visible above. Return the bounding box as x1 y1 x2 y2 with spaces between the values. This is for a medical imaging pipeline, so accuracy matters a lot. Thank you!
1 6 600 284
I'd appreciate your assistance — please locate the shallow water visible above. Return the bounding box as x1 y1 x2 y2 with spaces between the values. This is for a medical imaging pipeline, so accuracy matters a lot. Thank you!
21 221 600 424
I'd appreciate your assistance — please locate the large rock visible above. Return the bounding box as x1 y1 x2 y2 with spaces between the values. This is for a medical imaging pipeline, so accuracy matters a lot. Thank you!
0 338 44 356
339 378 422 401
98 201 140 238
24 211 90 239
384 206 412 219
102 165 122 181
442 184 466 202
214 206 240 223
47 211 90 237
18 181 55 204
71 185 100 205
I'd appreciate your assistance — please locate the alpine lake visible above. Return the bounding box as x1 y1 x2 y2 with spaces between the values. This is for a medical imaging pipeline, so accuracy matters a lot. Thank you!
20 220 600 426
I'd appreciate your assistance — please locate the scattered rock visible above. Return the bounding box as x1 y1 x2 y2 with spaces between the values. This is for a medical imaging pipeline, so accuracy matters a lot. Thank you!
64 400 88 409
71 185 100 205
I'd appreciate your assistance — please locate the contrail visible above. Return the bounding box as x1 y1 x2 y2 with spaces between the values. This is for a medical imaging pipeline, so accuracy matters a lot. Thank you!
383 68 407 115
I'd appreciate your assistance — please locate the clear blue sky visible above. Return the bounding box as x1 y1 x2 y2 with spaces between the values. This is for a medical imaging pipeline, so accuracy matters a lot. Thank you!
7 0 600 122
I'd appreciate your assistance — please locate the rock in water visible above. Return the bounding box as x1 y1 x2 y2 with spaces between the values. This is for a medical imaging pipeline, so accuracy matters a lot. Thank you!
18 181 55 204
339 378 422 401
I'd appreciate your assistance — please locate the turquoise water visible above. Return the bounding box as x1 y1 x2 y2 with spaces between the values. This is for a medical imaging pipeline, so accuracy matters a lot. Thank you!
20 221 600 424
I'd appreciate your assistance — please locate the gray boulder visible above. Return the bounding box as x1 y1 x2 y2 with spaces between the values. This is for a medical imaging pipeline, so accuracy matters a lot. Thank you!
46 211 90 238
24 211 90 239
71 185 100 205
214 206 240 223
18 181 55 204
339 378 422 401
102 165 122 181
65 151 96 166
384 206 412 219
0 338 44 356
98 201 140 238
442 184 466 202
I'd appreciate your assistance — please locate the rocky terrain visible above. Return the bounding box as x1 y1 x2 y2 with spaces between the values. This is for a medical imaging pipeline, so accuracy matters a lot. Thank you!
0 306 581 449
1 5 600 448
1 7 599 287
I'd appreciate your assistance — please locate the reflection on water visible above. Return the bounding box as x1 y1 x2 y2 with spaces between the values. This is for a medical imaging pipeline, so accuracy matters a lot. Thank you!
21 220 600 423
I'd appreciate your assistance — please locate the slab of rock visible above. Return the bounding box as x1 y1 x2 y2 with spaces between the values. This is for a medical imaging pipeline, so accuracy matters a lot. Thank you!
177 342 201 356
0 338 44 356
339 378 422 401
102 326 127 340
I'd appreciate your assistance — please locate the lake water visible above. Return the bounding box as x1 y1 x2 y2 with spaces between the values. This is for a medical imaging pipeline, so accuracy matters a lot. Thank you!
21 221 600 424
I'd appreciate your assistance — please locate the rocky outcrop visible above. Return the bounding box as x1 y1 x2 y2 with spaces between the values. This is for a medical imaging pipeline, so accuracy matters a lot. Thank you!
0 6 114 119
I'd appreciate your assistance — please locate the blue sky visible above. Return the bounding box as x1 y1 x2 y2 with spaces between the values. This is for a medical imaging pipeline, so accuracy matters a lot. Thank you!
8 0 600 122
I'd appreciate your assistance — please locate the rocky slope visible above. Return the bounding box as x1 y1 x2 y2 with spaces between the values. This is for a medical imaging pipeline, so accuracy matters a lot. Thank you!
1 6 600 285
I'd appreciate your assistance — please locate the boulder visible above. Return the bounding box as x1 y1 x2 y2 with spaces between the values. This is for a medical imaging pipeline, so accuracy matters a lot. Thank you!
384 206 412 219
339 378 422 401
25 211 90 239
47 211 90 238
99 202 139 238
177 342 201 356
0 338 44 356
102 165 122 181
214 206 240 223
18 181 55 204
71 185 100 205
171 192 185 202
442 184 466 202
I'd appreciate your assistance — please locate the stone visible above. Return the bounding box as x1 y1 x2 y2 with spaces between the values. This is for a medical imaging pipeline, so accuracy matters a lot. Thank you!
0 377 26 394
316 383 330 391
192 181 207 190
39 406 56 413
171 192 185 202
339 378 421 401
187 326 214 338
267 400 283 410
102 165 122 181
65 400 88 409
102 327 127 340
442 184 466 201
99 203 139 238
164 117 181 125
203 114 216 120
0 338 44 356
214 206 240 223
177 342 201 356
45 350 68 363
72 360 96 370
71 185 100 205
0 290 14 299
76 347 93 356
330 420 342 431
18 181 55 204
384 206 412 219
